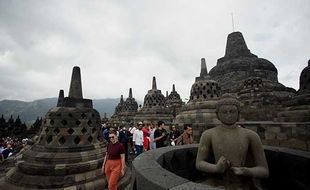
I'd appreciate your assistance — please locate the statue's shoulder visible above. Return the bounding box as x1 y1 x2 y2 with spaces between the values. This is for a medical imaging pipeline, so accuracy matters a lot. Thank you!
201 127 218 136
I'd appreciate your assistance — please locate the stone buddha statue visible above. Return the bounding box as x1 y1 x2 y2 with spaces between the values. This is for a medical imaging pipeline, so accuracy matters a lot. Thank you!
196 95 269 190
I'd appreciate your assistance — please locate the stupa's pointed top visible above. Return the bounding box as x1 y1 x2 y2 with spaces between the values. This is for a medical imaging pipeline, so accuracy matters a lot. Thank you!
104 112 107 118
120 95 124 102
224 31 256 59
308 59 310 66
200 58 208 77
57 89 64 107
152 76 157 90
58 89 64 99
172 84 176 92
129 88 133 98
195 58 212 81
166 91 169 97
68 66 83 99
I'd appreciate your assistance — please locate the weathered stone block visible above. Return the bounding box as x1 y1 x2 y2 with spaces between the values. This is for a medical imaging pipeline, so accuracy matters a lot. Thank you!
296 127 307 135
281 123 296 128
276 133 288 140
280 139 307 151
265 132 276 140
266 127 281 133
262 139 279 146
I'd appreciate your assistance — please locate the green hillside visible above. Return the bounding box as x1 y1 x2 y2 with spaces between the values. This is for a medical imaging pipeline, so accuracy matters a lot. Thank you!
0 98 122 123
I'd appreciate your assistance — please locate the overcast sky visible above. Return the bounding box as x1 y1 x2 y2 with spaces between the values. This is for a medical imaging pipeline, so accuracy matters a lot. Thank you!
0 0 309 102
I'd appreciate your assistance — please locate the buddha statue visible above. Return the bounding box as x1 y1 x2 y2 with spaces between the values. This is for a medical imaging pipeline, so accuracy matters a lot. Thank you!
196 95 269 190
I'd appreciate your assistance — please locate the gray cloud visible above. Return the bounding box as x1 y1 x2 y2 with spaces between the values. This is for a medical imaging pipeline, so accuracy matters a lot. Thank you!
0 0 309 102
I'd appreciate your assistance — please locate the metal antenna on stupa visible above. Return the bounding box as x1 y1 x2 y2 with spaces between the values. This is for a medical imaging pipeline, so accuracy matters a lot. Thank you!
68 66 83 99
57 89 64 107
231 12 235 32
152 76 157 90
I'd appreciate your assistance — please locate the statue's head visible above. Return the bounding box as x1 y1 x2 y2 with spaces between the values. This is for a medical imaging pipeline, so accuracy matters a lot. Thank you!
216 94 241 125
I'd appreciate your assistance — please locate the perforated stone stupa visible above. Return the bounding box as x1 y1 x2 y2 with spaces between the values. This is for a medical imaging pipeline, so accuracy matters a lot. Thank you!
110 95 125 125
209 31 295 121
134 76 173 124
176 58 221 139
1 66 106 189
166 84 184 117
110 88 138 125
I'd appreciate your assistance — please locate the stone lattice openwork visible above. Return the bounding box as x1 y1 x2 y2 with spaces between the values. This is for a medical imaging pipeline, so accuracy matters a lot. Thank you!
176 58 221 139
209 31 295 121
190 58 221 101
209 31 293 96
1 66 107 189
110 88 139 125
123 88 138 112
243 77 263 88
166 84 184 116
115 95 125 114
143 77 166 108
134 76 173 124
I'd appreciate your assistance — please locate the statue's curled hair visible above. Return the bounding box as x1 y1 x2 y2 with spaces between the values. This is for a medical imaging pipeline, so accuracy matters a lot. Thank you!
216 94 241 113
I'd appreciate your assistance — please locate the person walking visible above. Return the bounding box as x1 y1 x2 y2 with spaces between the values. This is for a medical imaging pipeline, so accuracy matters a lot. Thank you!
141 123 150 151
102 130 125 190
133 122 144 156
118 126 129 163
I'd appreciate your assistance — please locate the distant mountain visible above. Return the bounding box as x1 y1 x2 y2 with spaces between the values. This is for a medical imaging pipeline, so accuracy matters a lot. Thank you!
0 98 123 123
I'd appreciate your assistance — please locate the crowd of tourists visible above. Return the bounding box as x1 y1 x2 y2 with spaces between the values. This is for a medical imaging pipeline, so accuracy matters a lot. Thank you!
101 121 193 190
0 137 31 162
101 121 194 162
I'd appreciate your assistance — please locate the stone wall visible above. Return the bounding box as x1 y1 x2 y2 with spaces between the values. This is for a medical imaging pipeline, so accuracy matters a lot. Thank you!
240 121 310 151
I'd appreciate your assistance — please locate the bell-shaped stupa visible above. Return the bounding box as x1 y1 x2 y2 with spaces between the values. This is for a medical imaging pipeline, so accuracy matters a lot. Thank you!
176 58 221 139
134 76 173 124
210 31 294 95
210 31 295 121
110 88 139 125
166 84 184 117
2 66 107 189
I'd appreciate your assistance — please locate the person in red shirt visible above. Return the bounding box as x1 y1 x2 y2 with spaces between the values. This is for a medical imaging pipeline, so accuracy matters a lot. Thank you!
141 122 150 151
102 130 125 190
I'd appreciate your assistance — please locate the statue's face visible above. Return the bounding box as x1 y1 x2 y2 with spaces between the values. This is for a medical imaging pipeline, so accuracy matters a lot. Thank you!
217 105 239 125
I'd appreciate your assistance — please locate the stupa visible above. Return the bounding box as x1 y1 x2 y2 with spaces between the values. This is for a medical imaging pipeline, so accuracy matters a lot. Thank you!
166 84 184 117
111 88 139 126
134 76 173 125
277 60 310 122
210 31 295 120
1 66 106 189
176 58 221 139
109 95 125 126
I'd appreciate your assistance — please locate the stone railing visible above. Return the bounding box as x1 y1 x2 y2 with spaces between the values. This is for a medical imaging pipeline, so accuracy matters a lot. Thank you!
132 144 310 190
